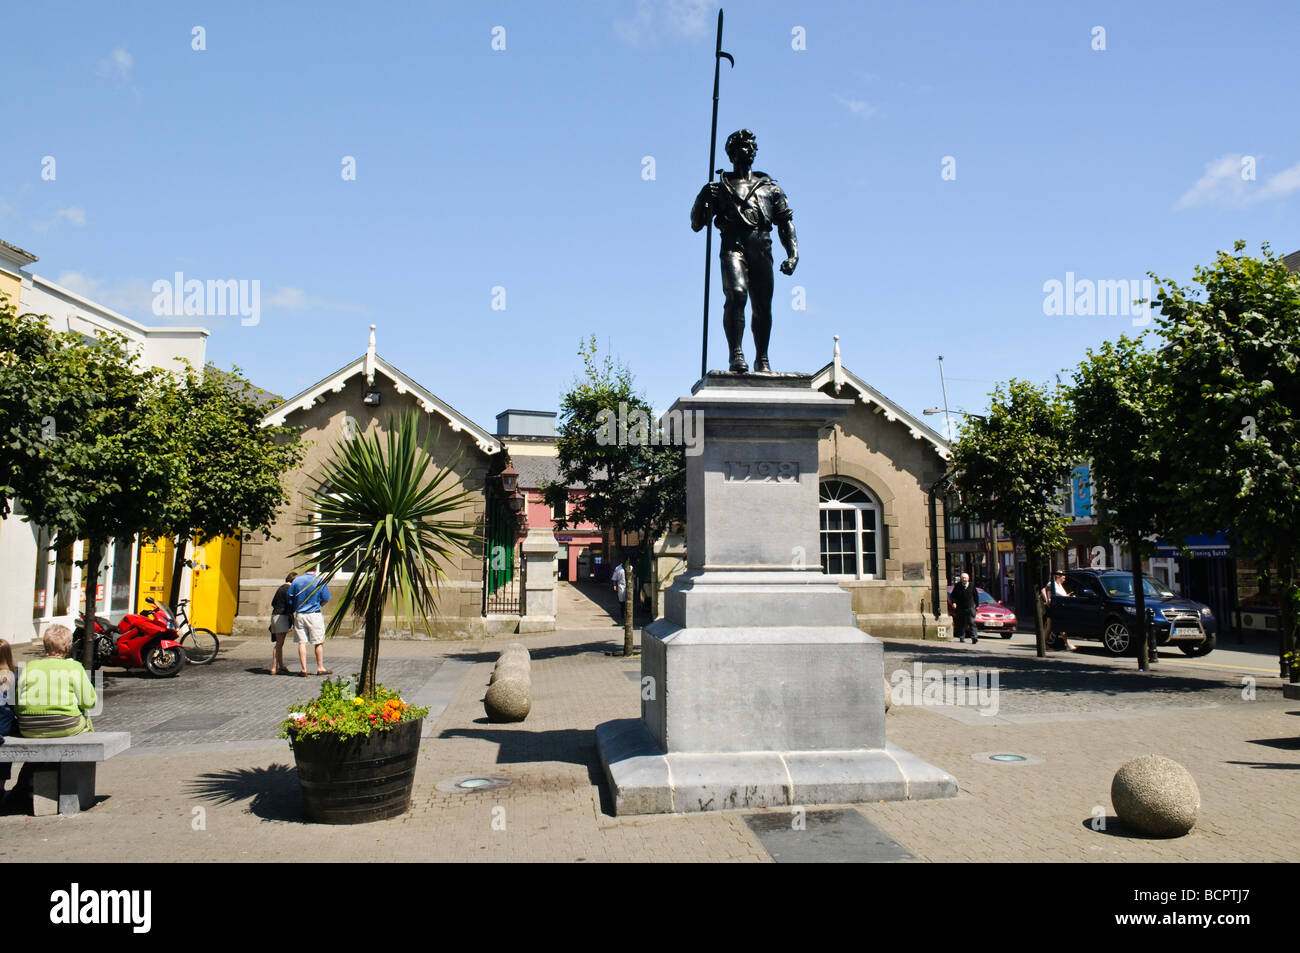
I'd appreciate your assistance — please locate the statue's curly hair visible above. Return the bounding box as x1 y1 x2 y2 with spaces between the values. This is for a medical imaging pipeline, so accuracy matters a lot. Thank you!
725 129 757 162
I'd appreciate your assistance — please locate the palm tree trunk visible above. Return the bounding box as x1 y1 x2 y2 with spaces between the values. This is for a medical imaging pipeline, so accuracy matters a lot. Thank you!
359 603 382 698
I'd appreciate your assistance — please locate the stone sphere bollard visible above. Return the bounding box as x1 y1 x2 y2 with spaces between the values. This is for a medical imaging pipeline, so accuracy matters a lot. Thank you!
489 658 530 684
1111 755 1200 837
485 676 531 722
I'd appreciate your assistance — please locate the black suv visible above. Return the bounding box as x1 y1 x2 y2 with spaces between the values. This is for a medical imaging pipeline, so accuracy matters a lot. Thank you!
1051 570 1216 657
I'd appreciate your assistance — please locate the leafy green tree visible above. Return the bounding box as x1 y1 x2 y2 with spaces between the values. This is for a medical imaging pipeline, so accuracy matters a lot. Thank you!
0 302 171 668
947 379 1074 657
292 411 476 697
146 364 305 609
1068 335 1171 670
1149 242 1300 678
543 338 686 656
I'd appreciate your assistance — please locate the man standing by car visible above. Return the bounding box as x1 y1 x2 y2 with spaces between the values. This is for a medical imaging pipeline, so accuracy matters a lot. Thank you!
289 571 332 676
952 572 979 644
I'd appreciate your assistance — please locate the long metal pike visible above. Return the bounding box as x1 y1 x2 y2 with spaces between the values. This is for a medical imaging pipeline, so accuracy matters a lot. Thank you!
701 9 733 381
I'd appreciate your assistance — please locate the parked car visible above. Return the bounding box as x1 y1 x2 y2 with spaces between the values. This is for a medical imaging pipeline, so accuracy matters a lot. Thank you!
947 586 1018 638
1051 569 1216 657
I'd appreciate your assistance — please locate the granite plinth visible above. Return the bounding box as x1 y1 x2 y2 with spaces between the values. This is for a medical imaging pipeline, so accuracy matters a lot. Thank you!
594 375 957 814
596 719 958 815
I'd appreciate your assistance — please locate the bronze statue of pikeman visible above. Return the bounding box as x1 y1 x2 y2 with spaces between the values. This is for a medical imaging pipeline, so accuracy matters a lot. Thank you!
690 129 798 374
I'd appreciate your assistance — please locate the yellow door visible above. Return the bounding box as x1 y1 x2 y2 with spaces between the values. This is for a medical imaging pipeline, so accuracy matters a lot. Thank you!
137 538 174 611
190 535 241 634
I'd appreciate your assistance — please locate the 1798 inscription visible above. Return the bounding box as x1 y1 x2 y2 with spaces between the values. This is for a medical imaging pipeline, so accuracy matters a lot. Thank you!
723 461 799 483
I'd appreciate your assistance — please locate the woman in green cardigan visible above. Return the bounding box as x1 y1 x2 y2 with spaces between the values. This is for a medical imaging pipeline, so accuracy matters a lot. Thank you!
16 624 96 737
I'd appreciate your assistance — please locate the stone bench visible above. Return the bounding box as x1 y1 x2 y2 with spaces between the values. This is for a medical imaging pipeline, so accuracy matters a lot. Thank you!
0 732 131 816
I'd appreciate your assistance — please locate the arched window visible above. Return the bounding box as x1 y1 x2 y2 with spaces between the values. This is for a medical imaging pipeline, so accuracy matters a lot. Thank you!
819 478 881 579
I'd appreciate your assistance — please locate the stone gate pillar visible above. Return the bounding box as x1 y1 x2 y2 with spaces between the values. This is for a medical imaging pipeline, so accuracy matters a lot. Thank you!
519 528 559 634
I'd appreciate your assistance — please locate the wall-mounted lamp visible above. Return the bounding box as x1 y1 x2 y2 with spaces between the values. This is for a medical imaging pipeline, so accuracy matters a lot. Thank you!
362 390 381 406
499 460 519 494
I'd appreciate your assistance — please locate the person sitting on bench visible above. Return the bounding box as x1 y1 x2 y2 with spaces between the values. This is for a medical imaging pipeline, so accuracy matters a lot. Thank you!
16 624 96 737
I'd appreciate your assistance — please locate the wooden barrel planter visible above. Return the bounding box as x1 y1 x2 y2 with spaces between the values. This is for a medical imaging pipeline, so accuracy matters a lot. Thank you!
291 718 423 824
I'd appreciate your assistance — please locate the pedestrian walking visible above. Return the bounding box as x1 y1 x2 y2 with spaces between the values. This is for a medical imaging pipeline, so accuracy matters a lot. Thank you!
288 571 332 676
951 572 979 644
611 562 627 620
269 571 297 675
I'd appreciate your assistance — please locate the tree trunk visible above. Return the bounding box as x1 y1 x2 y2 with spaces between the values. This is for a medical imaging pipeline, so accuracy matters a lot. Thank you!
359 602 381 698
168 536 189 610
80 539 104 671
1280 555 1298 684
1032 547 1046 658
1132 536 1148 672
623 559 635 657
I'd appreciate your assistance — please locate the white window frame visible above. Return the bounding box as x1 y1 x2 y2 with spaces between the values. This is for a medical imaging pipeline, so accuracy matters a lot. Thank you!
819 478 882 581
310 493 362 579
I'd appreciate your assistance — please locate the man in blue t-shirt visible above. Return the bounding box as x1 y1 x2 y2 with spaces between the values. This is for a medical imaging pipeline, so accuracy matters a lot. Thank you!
288 572 332 675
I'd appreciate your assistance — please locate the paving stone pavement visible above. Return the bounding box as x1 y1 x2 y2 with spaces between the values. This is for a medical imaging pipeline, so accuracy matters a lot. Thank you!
2 629 1297 862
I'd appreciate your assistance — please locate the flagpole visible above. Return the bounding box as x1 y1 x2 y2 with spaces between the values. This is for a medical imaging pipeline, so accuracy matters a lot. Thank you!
701 9 732 380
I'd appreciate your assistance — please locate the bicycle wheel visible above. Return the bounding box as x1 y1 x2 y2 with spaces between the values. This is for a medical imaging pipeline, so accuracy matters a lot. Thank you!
180 628 220 665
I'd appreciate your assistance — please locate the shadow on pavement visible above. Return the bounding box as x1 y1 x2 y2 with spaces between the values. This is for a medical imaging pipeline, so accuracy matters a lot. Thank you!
186 764 304 822
1080 817 1179 839
885 640 1239 699
437 725 596 769
445 640 624 665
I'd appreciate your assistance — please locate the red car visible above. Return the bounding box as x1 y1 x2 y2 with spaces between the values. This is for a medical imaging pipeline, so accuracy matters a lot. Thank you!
947 586 1018 639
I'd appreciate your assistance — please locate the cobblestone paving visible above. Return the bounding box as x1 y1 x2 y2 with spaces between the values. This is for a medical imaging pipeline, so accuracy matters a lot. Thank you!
88 653 444 749
2 629 1296 862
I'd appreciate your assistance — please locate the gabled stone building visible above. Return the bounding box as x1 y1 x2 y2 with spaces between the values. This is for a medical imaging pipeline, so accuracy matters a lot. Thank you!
236 328 515 638
811 340 954 639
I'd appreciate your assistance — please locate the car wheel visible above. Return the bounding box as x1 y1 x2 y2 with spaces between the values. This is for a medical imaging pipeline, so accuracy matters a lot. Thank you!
1179 633 1216 657
1045 629 1061 649
1102 619 1133 656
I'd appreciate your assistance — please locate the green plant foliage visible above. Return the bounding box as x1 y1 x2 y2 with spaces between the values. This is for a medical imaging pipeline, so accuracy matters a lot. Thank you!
1068 334 1169 668
144 363 306 604
0 301 171 666
144 364 304 603
948 379 1074 564
280 676 428 741
946 378 1074 652
541 336 685 654
1149 241 1300 670
291 410 476 697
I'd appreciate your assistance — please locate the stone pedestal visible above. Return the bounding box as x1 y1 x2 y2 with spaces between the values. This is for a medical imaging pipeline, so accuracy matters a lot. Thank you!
519 528 559 634
596 372 956 814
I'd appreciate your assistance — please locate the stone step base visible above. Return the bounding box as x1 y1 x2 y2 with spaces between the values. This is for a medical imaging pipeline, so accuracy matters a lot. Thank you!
596 718 957 816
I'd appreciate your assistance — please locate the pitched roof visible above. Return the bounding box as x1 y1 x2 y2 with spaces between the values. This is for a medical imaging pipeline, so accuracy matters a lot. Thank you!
260 352 502 454
512 455 562 488
811 359 950 460
1283 249 1300 273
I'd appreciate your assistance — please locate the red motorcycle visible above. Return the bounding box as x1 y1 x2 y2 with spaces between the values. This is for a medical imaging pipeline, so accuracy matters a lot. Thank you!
72 597 187 678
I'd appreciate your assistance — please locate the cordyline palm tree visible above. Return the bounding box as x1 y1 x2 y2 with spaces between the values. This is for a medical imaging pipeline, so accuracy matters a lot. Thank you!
293 411 476 698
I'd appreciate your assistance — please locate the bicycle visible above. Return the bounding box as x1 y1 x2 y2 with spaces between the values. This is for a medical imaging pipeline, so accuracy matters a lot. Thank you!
168 598 220 665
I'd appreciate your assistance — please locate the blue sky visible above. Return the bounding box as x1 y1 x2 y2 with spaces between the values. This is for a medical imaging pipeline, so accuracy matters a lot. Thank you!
3 0 1297 437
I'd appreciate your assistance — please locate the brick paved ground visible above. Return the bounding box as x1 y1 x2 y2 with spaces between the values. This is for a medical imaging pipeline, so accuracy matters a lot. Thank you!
2 628 1295 862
